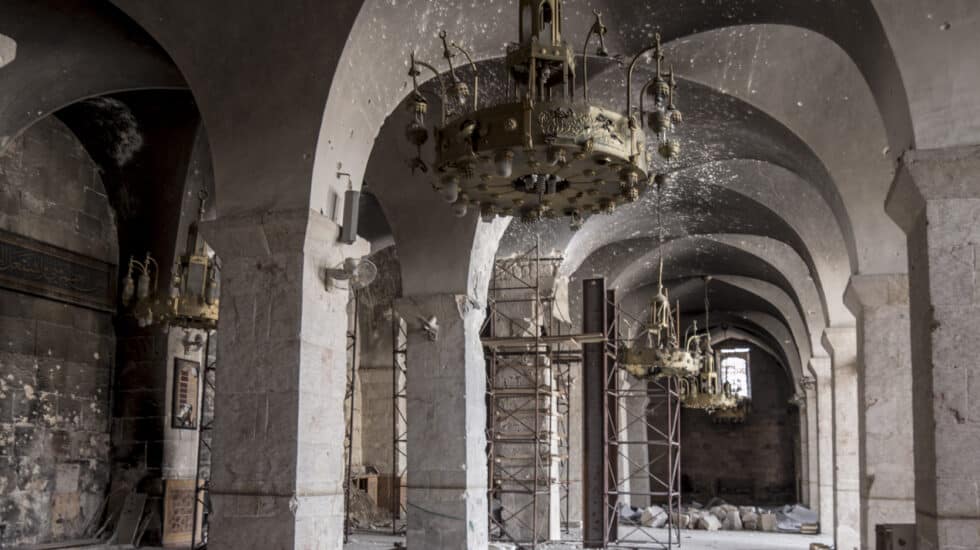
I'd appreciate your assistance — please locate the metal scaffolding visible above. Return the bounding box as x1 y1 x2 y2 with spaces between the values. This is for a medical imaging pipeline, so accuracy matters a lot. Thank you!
342 290 360 543
391 310 408 533
603 294 682 549
483 243 580 549
191 330 217 549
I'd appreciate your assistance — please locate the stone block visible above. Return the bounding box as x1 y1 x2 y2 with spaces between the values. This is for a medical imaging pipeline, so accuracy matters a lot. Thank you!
641 505 668 528
58 396 83 428
0 316 35 355
723 510 743 530
742 511 759 530
35 359 66 393
55 463 79 493
698 513 721 531
34 321 74 360
11 391 39 424
760 512 778 532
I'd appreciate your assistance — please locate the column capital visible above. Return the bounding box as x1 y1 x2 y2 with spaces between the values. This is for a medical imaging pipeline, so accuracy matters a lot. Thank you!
800 375 817 391
821 326 857 359
199 208 366 261
843 273 909 316
886 144 980 234
808 356 832 380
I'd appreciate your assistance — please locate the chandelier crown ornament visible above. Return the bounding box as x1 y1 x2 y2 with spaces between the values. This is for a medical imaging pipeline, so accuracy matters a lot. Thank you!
405 3 683 228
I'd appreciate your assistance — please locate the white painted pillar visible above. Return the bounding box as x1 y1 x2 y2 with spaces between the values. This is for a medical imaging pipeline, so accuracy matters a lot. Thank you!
202 210 363 550
810 357 835 535
803 381 820 512
823 327 861 550
886 145 980 550
844 274 915 548
399 293 489 550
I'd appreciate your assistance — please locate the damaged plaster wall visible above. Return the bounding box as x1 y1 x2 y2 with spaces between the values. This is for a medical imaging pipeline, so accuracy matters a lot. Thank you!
0 117 116 545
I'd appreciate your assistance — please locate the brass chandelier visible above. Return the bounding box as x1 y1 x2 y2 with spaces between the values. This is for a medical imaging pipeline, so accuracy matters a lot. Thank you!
121 190 219 329
620 179 699 379
679 277 745 415
405 0 682 228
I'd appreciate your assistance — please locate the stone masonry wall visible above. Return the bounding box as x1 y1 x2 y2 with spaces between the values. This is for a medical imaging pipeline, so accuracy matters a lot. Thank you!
0 117 117 545
681 343 799 506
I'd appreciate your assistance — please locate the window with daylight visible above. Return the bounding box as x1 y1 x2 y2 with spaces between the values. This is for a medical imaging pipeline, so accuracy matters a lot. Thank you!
719 347 751 398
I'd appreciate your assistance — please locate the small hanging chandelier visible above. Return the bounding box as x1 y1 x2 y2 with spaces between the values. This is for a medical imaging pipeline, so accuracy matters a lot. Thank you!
620 179 698 379
120 190 219 329
165 190 220 329
121 252 161 327
405 1 682 228
679 277 743 414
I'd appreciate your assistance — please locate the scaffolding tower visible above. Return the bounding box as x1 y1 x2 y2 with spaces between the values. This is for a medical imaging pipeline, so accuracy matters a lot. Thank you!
191 330 217 549
391 310 408 533
603 295 682 549
482 243 580 549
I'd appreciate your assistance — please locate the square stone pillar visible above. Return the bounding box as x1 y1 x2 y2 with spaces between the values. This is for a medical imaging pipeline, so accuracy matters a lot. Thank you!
886 145 980 550
796 388 810 506
398 294 489 549
810 357 835 535
201 210 364 550
844 274 916 548
823 327 861 550
802 381 820 511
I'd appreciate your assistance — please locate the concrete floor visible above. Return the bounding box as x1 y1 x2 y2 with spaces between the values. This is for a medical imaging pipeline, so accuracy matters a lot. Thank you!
345 528 833 550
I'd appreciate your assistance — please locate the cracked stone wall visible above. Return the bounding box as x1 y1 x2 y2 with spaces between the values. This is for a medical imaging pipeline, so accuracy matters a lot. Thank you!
0 117 115 545
680 343 799 506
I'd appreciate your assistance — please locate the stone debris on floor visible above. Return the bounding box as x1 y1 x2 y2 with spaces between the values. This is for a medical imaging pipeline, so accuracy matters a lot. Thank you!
344 527 832 550
618 499 819 535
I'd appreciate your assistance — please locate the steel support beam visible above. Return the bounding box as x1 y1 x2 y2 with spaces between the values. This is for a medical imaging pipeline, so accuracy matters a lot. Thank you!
582 278 608 547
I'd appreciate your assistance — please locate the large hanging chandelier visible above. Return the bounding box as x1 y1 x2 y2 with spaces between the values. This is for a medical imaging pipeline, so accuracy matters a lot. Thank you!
121 190 219 329
620 179 698 379
405 1 682 228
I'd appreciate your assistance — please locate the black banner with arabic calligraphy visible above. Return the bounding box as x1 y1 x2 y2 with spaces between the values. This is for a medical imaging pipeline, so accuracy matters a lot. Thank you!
0 229 117 312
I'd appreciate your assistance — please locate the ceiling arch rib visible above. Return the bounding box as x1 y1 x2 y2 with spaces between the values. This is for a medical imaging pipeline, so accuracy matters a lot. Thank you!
663 24 906 274
0 0 186 153
600 234 826 336
552 159 852 325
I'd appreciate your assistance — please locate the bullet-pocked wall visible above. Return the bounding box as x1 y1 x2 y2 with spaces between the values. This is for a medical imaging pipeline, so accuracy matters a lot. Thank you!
680 342 799 506
0 116 117 545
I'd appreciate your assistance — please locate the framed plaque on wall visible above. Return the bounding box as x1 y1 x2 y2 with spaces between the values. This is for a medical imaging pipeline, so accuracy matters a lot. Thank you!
172 358 200 430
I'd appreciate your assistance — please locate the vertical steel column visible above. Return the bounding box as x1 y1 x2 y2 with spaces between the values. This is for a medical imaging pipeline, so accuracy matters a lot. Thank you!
582 278 607 547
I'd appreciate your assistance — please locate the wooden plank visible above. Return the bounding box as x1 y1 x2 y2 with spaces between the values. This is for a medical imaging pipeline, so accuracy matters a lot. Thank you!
115 492 147 545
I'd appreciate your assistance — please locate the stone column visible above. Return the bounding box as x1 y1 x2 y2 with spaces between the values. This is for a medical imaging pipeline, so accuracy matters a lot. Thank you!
844 274 915 548
623 378 651 509
797 392 810 506
810 357 835 534
803 380 820 511
823 327 861 550
202 210 363 550
399 294 489 549
886 145 980 550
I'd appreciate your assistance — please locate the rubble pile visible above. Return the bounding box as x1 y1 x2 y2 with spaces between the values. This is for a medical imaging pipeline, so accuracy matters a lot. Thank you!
619 500 819 534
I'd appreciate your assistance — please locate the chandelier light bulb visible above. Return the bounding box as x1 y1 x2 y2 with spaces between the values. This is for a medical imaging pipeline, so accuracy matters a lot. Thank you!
495 150 514 177
121 274 135 305
442 179 460 203
452 199 468 217
137 271 150 301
